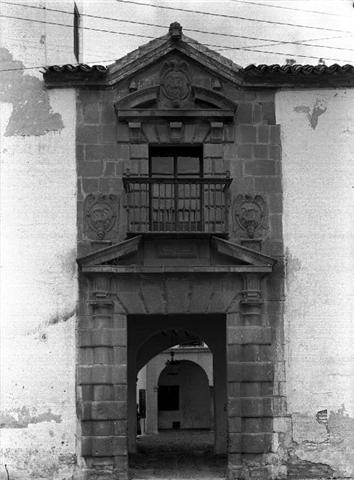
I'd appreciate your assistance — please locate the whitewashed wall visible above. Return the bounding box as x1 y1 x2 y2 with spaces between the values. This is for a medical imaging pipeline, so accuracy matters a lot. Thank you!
0 2 79 478
276 88 354 476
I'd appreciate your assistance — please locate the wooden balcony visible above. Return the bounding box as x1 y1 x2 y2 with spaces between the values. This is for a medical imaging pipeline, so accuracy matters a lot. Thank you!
123 174 232 236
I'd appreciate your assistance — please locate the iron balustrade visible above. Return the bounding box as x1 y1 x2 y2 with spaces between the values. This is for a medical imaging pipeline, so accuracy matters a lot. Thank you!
123 174 232 234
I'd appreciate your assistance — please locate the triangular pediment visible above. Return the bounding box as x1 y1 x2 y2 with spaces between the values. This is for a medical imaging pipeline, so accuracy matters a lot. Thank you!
77 235 275 270
44 23 245 89
77 236 142 267
106 27 243 88
211 237 276 267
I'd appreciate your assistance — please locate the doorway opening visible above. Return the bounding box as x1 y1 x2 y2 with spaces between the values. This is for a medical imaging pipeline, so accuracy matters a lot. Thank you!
128 314 227 479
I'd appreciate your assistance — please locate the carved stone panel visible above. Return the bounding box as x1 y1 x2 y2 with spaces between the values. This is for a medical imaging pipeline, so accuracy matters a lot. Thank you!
159 60 192 108
233 194 267 239
84 194 119 240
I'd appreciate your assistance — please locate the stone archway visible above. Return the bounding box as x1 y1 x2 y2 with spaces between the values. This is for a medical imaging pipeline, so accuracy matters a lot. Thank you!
77 237 276 479
127 315 227 456
157 359 212 431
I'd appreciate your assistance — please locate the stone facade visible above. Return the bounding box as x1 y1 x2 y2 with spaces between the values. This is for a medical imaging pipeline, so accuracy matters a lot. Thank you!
68 25 283 479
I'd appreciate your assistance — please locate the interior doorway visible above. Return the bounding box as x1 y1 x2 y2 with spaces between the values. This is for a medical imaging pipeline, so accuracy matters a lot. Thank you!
157 359 212 431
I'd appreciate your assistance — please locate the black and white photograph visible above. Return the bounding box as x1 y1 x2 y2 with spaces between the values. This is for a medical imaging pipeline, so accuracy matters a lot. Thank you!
0 1 354 479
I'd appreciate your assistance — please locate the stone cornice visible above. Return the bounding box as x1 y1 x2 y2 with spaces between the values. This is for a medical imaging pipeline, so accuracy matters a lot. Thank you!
43 61 354 90
81 265 273 274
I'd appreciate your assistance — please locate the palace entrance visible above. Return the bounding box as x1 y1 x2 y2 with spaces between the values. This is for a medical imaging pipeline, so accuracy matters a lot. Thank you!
77 234 276 479
128 316 227 478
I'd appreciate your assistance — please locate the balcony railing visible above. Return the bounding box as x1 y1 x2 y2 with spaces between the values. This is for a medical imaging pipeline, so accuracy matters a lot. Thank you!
123 174 232 235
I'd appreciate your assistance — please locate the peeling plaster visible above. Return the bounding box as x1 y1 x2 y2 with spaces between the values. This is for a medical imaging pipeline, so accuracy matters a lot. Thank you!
289 408 354 478
294 98 327 129
287 455 336 479
0 48 64 136
0 407 62 429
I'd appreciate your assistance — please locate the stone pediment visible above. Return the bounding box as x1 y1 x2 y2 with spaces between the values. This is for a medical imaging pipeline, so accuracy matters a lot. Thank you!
77 235 275 272
77 236 143 267
44 23 244 90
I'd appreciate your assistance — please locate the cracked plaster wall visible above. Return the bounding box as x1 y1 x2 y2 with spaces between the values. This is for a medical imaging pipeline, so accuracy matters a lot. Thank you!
276 89 354 477
0 6 79 476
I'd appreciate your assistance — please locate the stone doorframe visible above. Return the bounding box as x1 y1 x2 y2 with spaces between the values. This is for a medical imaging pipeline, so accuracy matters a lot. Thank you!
77 238 278 480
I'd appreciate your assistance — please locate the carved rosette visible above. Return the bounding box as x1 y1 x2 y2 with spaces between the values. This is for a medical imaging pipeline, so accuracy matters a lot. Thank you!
233 194 267 239
84 194 118 240
159 60 192 108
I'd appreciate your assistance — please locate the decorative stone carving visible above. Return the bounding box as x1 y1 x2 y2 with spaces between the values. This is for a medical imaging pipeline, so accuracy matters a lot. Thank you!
129 79 138 92
210 121 223 143
169 121 183 141
169 21 182 40
234 194 267 239
128 121 145 142
84 194 118 240
160 60 192 108
211 78 222 91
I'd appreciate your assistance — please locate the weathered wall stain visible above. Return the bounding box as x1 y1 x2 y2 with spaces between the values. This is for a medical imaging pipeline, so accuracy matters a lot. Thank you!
0 48 64 136
285 248 302 288
0 407 62 428
48 308 77 326
294 98 327 129
59 248 77 278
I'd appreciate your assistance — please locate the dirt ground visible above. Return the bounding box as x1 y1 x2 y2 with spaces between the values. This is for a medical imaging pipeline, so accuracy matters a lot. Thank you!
129 430 227 479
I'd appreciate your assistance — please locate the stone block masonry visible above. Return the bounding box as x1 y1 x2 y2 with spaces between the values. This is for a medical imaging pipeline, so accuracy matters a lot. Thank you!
78 284 128 479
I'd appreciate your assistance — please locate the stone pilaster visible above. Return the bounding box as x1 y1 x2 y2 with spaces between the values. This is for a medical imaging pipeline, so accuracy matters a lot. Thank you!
78 274 128 479
227 273 274 480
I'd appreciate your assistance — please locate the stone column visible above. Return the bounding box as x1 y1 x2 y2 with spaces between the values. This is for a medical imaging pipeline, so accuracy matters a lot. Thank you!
78 274 128 480
227 273 274 480
146 361 158 434
213 341 228 454
127 354 137 453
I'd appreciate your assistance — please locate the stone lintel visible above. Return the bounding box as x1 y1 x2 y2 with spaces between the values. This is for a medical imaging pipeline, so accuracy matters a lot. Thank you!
116 108 235 120
81 265 273 274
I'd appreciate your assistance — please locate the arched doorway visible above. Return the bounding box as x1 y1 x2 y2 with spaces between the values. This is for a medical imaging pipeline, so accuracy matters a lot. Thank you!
157 359 212 431
128 316 227 457
130 330 226 479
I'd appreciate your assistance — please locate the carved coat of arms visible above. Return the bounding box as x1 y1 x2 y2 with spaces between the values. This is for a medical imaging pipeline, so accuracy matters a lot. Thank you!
160 60 191 107
233 194 267 238
84 194 118 240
